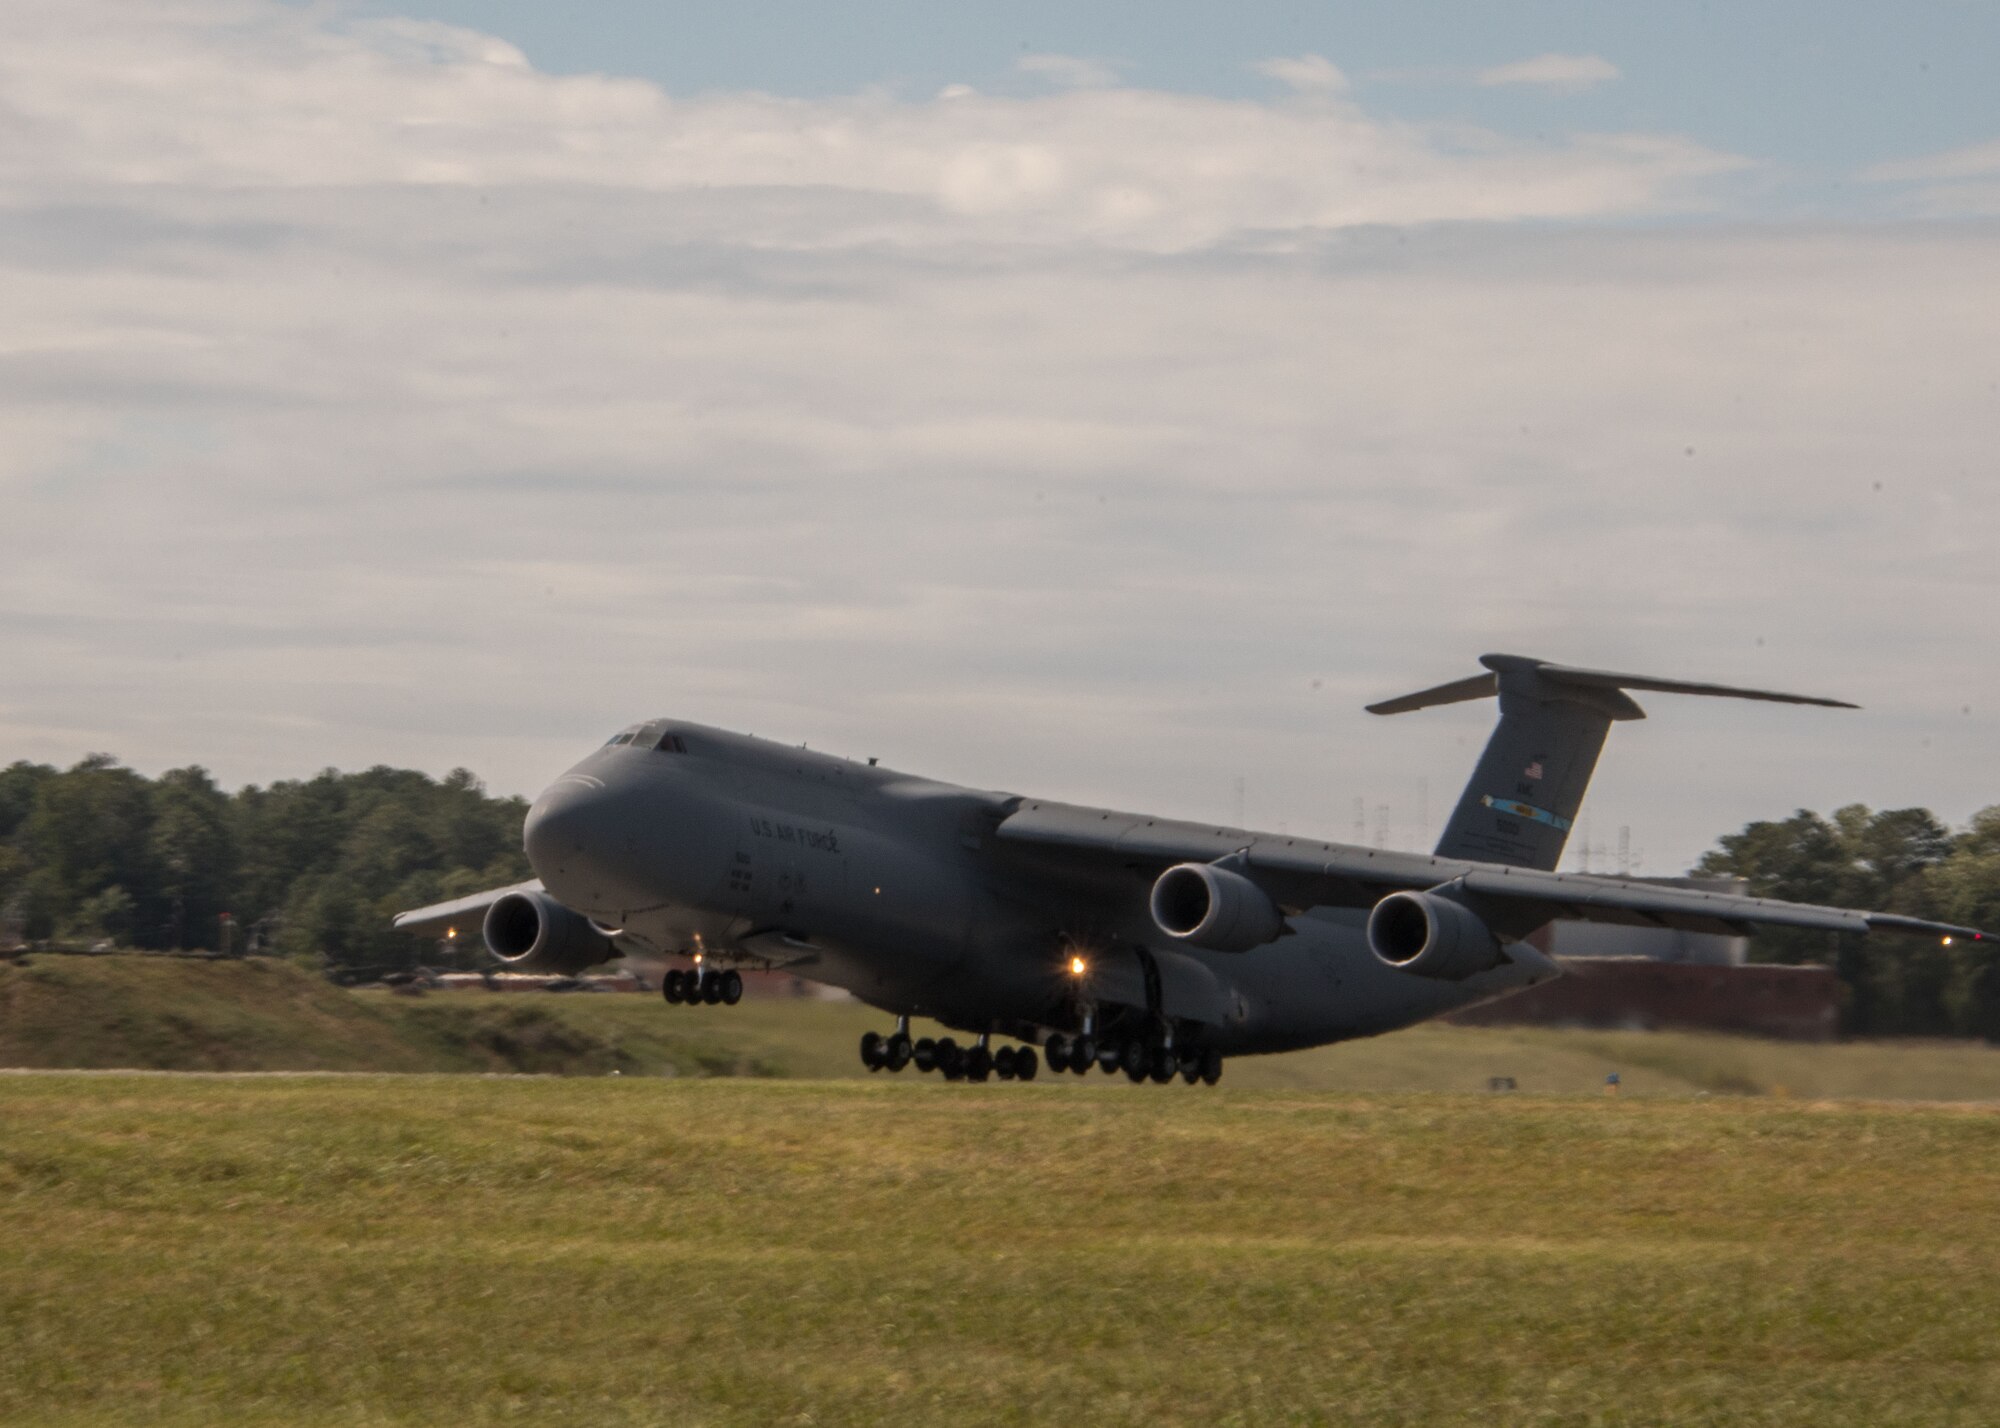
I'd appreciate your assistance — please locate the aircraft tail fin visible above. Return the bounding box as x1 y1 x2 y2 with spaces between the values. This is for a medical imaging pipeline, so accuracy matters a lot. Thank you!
1367 655 1855 871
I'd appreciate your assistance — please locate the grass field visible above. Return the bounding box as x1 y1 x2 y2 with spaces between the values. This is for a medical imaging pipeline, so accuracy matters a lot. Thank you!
1 1074 1997 1426
10 955 2000 1102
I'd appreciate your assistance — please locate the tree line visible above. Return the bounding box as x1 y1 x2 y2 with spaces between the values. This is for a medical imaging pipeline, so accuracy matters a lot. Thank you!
0 756 528 972
1 754 1997 1037
1695 803 2000 1039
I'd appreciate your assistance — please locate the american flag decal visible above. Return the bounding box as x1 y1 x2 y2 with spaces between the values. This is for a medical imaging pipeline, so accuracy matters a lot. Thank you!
1524 761 1544 781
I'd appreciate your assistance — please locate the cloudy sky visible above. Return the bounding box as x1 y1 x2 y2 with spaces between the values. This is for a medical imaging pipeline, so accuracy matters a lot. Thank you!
3 1 1997 873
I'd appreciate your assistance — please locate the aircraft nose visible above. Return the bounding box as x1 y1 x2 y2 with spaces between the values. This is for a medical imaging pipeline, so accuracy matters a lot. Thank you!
522 776 610 881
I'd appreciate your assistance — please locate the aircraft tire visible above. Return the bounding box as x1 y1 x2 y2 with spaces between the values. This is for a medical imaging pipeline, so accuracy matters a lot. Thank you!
1072 1036 1097 1075
1044 1033 1069 1072
663 971 684 1004
965 1046 992 1082
994 1046 1017 1079
859 1031 882 1070
913 1037 937 1073
1200 1049 1223 1086
1149 1055 1175 1086
1179 1053 1201 1085
1014 1046 1039 1082
720 970 743 1005
885 1034 912 1072
1121 1039 1150 1079
936 1038 963 1079
701 977 723 1005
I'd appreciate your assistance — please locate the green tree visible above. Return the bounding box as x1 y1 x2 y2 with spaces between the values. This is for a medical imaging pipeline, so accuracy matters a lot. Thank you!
150 767 237 950
1697 804 1957 1035
1931 806 2000 1041
22 756 162 945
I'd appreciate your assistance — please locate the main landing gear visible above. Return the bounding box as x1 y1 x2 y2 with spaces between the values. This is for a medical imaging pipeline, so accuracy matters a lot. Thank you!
860 1021 1041 1083
1044 1031 1222 1087
662 967 742 1006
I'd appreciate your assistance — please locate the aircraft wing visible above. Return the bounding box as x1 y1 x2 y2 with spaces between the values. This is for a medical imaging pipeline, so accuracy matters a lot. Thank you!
391 880 543 941
992 800 1992 944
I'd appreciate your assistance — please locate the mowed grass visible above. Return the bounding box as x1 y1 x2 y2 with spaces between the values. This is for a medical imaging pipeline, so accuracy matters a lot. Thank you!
1 1076 1997 1427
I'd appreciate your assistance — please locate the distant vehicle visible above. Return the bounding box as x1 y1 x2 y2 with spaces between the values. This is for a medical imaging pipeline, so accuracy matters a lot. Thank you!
395 655 1988 1086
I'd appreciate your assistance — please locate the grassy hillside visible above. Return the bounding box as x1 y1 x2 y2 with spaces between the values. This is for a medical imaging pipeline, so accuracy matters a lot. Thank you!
0 957 786 1078
0 1074 1995 1426
7 954 2000 1099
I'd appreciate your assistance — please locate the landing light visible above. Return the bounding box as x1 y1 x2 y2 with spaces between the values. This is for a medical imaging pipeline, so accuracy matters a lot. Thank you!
1068 955 1088 977
693 952 704 965
1943 937 1954 947
446 927 456 940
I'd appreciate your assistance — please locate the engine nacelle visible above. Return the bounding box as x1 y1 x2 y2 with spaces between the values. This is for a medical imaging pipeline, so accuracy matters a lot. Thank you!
1150 862 1286 953
1366 888 1505 980
482 890 618 976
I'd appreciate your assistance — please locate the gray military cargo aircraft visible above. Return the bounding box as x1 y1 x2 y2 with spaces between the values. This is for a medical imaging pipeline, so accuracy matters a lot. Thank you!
394 655 1989 1086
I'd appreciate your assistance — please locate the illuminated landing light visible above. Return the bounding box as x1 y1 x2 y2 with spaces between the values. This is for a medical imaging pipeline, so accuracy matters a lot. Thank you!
1944 937 1955 946
1068 954 1088 977
692 952 704 966
445 927 456 940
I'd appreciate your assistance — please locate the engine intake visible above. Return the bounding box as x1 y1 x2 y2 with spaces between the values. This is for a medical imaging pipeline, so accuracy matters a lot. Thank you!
1150 862 1285 953
482 890 618 976
1366 887 1505 980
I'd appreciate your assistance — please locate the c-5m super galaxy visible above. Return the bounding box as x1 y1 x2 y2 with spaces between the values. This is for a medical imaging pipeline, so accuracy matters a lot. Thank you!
395 656 1989 1086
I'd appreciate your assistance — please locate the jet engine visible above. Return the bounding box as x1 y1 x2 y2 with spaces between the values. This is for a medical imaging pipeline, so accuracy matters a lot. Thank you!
482 889 618 975
1150 862 1286 953
1366 887 1505 980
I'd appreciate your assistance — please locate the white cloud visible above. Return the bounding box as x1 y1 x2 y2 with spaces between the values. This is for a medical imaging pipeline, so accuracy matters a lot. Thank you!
1255 54 1350 94
1016 53 1120 90
1478 53 1622 92
0 2 1995 874
0 7 1735 251
1864 137 2000 183
1861 138 2000 217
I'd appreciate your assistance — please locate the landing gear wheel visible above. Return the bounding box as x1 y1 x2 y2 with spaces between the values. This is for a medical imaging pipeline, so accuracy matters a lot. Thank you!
1180 1052 1201 1085
936 1038 964 1080
1121 1039 1150 1081
913 1037 938 1073
719 970 743 1005
1073 1036 1098 1076
1044 1033 1069 1073
1094 1039 1118 1075
994 1046 1018 1080
1200 1048 1223 1086
663 970 685 1004
965 1046 992 1083
1014 1046 1039 1082
859 1031 882 1071
701 976 722 1005
1149 1053 1176 1085
885 1034 913 1072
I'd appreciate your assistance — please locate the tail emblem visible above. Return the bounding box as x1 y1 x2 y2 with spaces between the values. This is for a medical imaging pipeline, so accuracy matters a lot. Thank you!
1480 795 1572 831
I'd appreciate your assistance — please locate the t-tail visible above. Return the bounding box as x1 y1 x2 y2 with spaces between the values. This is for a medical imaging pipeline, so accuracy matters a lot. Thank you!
1367 654 1856 872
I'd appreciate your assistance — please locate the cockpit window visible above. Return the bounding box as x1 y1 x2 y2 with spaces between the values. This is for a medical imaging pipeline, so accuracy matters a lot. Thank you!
656 733 687 754
605 726 643 746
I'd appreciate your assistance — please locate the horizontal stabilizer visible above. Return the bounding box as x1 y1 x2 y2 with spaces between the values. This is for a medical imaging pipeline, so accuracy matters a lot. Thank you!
1364 672 1499 716
1368 654 1856 718
1368 656 1848 724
